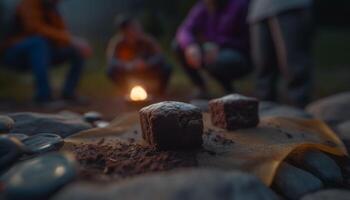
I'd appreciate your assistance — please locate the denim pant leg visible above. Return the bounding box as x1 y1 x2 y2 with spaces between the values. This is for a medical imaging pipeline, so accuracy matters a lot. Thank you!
251 21 279 101
271 9 314 107
51 46 85 97
1 36 52 101
206 49 250 93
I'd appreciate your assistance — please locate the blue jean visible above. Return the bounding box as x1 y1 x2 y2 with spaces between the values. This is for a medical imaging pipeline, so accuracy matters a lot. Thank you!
174 42 252 93
1 36 84 101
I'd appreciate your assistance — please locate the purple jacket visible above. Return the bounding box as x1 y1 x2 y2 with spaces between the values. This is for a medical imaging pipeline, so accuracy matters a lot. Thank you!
176 0 249 55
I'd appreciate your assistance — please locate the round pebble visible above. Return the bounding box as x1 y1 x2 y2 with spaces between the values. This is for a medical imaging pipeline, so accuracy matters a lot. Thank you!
94 121 110 128
0 116 15 133
83 112 103 124
22 133 64 154
1 134 29 141
1 153 77 200
0 137 23 172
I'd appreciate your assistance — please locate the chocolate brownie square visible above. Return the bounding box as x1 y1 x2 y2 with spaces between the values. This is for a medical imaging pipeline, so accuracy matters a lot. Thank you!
139 101 203 150
209 94 259 130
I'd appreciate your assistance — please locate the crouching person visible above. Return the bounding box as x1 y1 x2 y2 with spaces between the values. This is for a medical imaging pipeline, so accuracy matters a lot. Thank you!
174 0 252 98
106 17 172 95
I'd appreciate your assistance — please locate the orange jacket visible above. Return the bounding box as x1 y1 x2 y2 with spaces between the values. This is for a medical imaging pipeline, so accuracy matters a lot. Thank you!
4 0 71 49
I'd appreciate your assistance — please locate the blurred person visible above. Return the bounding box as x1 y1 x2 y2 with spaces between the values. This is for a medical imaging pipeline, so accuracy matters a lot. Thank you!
106 17 172 95
175 0 251 98
248 0 314 108
0 0 92 104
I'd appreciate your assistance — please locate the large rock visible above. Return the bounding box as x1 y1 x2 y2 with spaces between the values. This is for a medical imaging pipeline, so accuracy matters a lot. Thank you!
288 150 343 186
336 120 350 151
307 92 350 126
53 169 279 200
7 112 92 138
260 102 312 119
0 115 14 133
273 163 323 200
301 189 350 200
1 153 77 200
337 121 350 140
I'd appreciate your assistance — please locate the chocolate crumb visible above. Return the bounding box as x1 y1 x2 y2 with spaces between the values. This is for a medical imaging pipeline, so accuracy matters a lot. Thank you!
72 140 197 181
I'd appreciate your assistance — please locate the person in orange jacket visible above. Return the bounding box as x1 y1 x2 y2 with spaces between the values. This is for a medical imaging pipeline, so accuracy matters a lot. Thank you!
0 0 92 103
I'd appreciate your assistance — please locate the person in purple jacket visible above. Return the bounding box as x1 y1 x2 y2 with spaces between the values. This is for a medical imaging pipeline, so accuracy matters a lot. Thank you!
175 0 251 98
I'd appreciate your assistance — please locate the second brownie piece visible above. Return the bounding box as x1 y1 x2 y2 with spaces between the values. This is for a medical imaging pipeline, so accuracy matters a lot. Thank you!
139 101 203 150
209 94 259 130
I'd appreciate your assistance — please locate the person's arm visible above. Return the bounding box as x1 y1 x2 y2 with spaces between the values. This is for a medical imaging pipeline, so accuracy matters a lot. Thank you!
176 2 205 50
18 0 70 45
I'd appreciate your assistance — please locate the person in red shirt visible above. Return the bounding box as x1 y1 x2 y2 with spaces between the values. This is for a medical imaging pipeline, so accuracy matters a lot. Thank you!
106 17 172 95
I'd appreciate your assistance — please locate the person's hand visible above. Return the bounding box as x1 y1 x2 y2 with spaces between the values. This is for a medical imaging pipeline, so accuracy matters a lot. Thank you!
203 42 219 65
185 44 202 69
72 37 93 58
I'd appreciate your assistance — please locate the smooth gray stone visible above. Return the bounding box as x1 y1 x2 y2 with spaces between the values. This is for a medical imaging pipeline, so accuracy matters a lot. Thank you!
0 137 23 172
22 133 64 154
273 163 323 200
1 133 29 141
307 92 350 126
1 153 77 200
337 121 350 151
301 189 350 200
259 102 312 119
337 121 350 140
83 111 103 124
288 150 343 186
0 115 15 133
8 112 92 138
53 169 279 200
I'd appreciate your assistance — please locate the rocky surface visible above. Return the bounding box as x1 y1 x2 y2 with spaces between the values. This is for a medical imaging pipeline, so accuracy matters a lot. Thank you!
288 150 343 186
7 112 92 138
0 115 15 133
53 169 279 200
307 92 350 126
260 102 312 119
272 162 323 200
301 189 350 200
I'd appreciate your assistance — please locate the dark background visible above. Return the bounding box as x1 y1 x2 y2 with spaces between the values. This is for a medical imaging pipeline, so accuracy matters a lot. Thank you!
0 0 349 104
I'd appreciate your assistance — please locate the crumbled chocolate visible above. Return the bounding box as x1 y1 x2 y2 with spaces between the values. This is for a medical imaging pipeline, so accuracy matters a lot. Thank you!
72 140 197 181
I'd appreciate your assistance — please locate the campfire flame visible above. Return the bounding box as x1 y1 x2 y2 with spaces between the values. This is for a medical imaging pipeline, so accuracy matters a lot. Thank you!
130 86 148 101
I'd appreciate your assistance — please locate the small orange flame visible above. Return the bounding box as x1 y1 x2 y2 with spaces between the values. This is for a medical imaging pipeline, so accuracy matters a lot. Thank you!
130 86 148 101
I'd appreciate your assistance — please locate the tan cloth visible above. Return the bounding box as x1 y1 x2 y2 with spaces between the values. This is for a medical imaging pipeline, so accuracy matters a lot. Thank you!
63 113 347 186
